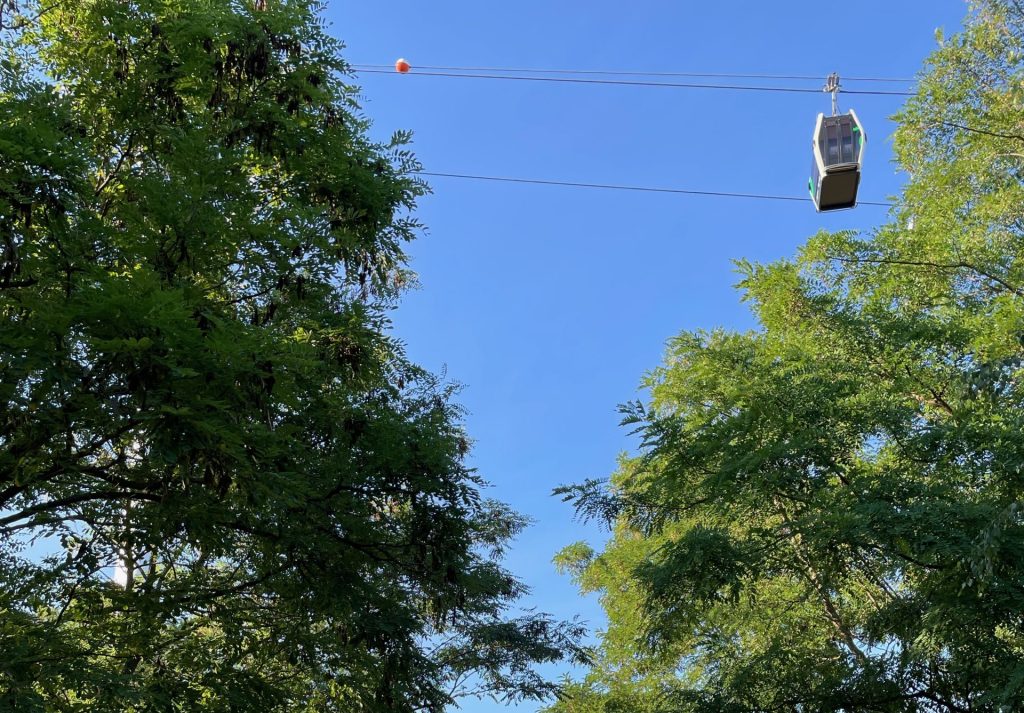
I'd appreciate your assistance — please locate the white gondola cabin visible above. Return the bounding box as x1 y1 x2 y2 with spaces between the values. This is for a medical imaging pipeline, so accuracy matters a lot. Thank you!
809 110 865 211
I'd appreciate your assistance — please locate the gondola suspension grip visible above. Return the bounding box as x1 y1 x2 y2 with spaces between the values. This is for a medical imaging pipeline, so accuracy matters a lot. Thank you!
824 72 841 116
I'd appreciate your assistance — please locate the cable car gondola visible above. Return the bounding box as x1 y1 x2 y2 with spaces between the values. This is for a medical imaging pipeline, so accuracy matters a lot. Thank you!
809 74 866 212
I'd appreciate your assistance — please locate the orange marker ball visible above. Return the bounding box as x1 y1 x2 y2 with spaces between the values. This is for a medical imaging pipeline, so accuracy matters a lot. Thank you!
395 58 411 73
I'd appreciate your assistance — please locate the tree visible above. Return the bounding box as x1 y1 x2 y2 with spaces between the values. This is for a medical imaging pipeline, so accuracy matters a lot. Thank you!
552 2 1024 711
0 1 585 710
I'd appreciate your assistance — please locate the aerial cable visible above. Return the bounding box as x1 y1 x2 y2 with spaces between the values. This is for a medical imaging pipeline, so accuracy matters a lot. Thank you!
351 63 915 84
354 68 914 96
416 171 893 207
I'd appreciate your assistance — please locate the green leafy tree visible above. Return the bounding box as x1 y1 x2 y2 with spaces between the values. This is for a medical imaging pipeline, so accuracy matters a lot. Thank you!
552 2 1024 711
0 1 585 710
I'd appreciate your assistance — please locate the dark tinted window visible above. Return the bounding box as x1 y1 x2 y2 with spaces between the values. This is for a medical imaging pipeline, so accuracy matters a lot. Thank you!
818 115 860 167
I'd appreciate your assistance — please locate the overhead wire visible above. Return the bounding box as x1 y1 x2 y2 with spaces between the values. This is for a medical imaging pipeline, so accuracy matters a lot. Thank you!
354 68 915 96
416 171 893 207
355 62 903 208
350 63 916 84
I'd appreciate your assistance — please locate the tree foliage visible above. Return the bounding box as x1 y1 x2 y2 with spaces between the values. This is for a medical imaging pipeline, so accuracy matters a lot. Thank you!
0 1 585 710
552 2 1024 711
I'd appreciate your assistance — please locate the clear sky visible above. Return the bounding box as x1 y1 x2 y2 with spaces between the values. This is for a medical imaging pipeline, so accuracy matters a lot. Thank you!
327 2 968 710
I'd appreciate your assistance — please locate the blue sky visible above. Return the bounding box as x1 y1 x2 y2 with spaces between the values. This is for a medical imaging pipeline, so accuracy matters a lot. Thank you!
327 2 968 709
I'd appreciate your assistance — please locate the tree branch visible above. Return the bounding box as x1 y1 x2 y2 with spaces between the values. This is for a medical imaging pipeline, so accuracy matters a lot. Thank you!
928 119 1024 144
0 490 161 531
827 254 1024 298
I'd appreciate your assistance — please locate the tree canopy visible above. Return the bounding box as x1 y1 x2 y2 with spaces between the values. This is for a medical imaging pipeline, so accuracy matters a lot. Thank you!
552 2 1024 711
0 1 585 710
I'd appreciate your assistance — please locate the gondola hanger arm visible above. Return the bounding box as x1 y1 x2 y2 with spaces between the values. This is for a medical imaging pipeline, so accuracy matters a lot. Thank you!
824 72 842 116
